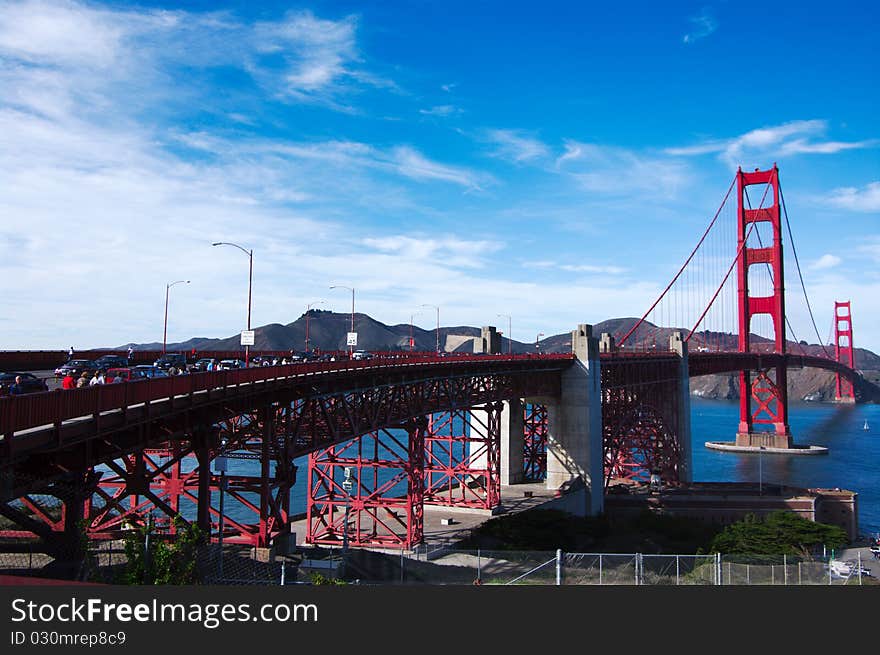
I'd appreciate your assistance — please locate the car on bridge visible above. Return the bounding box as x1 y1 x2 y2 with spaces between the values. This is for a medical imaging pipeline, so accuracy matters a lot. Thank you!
154 353 187 371
105 367 146 383
93 354 129 370
216 359 246 371
188 357 219 372
54 359 99 378
0 372 49 395
132 365 171 379
351 350 372 361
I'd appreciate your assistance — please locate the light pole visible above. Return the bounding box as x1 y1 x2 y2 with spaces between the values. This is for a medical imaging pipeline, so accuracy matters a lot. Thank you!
214 437 228 579
330 285 355 356
212 242 253 367
759 446 765 495
163 280 190 354
341 466 354 576
305 300 327 353
497 314 512 354
421 304 440 353
535 332 545 353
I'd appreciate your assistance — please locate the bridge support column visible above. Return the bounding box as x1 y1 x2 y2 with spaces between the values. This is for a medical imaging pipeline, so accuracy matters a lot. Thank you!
834 301 856 403
500 399 524 486
670 332 693 483
545 324 603 516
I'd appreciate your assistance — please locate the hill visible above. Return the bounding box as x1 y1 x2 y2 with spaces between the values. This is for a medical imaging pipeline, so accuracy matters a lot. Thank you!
120 311 880 403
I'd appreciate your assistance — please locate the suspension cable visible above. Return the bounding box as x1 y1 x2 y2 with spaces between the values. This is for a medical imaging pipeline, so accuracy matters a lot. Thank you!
779 184 832 360
619 175 737 346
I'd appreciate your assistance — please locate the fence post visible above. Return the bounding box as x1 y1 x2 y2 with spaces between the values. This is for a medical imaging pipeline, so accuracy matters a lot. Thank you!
599 554 603 585
715 553 721 585
556 549 562 586
746 564 750 585
281 559 285 586
676 555 680 585
858 552 862 586
771 565 775 585
477 548 481 583
783 555 787 585
798 561 802 585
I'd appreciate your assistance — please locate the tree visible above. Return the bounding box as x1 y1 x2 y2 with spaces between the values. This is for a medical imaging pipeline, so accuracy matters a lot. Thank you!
710 511 847 559
122 516 203 585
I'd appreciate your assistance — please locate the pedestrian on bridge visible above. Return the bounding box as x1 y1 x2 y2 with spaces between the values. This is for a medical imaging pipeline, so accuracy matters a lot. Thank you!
89 371 105 386
76 371 90 388
127 346 134 364
8 376 25 395
67 346 74 361
62 372 76 390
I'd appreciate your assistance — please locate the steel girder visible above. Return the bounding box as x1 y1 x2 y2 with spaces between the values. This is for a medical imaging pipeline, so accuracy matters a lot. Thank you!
523 403 548 481
423 404 502 510
601 357 684 488
306 419 427 549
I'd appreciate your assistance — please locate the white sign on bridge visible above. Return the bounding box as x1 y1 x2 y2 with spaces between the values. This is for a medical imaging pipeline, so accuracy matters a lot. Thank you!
346 332 358 346
240 330 255 346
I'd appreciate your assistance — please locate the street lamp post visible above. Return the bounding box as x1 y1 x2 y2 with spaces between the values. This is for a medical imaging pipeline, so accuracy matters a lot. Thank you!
163 280 190 354
535 332 545 353
212 242 253 367
305 300 327 353
497 314 512 354
421 304 440 353
330 285 355 357
759 446 765 495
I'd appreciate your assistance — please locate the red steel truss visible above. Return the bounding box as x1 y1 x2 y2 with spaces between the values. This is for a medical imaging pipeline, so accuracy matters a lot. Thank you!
523 403 547 481
601 354 684 488
834 301 856 403
736 165 791 447
423 404 501 509
306 419 426 549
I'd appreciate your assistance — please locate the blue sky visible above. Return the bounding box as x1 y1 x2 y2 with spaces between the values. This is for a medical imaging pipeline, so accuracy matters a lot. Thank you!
1 0 878 351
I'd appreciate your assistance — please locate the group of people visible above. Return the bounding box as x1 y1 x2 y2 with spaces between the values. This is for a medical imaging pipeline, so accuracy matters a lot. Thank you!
61 369 116 389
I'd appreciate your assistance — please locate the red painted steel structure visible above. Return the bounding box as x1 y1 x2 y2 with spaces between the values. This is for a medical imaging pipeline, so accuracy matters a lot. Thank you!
523 403 547 481
735 165 791 448
1 354 565 551
306 420 426 549
834 301 856 402
423 405 501 510
601 352 684 487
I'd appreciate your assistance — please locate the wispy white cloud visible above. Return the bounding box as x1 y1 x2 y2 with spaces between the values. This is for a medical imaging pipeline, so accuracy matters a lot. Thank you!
419 105 462 117
827 181 880 212
441 83 456 92
667 120 877 168
362 235 501 268
523 261 627 275
683 8 718 44
811 254 841 270
556 141 693 197
483 129 549 163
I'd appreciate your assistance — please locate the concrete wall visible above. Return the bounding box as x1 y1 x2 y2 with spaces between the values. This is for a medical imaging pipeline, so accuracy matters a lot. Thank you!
545 324 603 516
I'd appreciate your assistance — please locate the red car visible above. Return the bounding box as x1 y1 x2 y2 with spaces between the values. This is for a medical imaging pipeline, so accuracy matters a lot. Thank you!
105 368 148 383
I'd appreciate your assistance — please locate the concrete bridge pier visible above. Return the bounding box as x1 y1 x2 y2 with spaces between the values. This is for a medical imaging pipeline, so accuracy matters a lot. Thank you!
670 331 693 483
545 324 603 516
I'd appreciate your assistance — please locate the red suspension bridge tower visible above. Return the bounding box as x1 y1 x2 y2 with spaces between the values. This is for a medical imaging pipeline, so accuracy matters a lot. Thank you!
834 300 856 403
735 165 792 448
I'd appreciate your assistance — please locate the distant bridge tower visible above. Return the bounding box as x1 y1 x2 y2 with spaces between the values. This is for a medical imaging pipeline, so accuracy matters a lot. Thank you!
735 165 792 448
834 301 856 403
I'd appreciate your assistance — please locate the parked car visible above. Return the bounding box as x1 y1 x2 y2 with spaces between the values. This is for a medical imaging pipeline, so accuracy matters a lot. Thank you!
351 350 372 361
132 365 170 379
93 354 129 369
153 353 187 371
0 372 49 395
189 358 219 372
216 359 246 371
55 359 99 378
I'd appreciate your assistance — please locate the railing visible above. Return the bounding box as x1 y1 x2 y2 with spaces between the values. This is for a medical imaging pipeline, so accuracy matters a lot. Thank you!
0 354 574 438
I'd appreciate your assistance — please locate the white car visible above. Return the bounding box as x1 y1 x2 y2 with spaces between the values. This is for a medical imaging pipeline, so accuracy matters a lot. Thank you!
217 359 246 371
351 350 372 361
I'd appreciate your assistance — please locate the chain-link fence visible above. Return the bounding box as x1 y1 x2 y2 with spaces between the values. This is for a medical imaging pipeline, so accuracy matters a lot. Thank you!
2 542 875 585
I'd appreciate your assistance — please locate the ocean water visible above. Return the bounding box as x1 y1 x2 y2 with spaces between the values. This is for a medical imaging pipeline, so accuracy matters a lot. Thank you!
158 399 880 537
691 398 880 535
